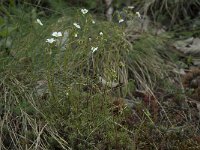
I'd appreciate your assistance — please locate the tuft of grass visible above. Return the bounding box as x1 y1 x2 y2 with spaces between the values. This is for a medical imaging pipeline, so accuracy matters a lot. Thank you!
1 2 200 150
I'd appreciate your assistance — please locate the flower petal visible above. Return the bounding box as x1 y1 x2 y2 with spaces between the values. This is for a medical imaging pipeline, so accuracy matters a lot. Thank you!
52 32 62 37
46 38 56 43
91 46 98 53
57 32 62 37
136 12 141 19
36 19 43 26
119 19 124 23
73 23 81 29
81 9 88 14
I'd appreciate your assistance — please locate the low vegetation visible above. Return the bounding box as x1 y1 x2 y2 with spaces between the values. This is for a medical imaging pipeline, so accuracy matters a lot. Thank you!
0 0 200 149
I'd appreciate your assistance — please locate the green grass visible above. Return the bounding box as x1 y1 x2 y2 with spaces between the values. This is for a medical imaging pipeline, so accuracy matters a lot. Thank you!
0 2 200 150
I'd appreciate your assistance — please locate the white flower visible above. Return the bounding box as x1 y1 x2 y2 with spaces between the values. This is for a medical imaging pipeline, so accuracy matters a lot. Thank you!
91 47 98 53
119 19 124 23
99 32 103 36
136 12 141 19
92 20 95 24
81 9 88 15
52 32 62 37
89 38 92 41
36 19 43 26
46 38 56 44
128 6 134 9
73 23 81 29
75 33 78 37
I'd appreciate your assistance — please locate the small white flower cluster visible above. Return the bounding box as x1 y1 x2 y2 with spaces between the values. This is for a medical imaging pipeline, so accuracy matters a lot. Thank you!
81 8 99 53
45 8 100 54
81 9 88 15
73 9 89 31
90 31 104 53
117 7 140 23
46 31 62 44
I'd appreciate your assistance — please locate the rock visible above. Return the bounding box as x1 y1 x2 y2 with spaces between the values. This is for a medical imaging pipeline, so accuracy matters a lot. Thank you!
193 58 200 66
35 80 48 97
173 37 200 56
172 68 186 75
